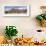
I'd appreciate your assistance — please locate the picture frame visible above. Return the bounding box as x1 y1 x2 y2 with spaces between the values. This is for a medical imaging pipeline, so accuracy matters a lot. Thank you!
2 5 29 16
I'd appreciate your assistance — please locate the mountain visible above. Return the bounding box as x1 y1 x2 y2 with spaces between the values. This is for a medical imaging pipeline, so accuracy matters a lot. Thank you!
5 8 27 14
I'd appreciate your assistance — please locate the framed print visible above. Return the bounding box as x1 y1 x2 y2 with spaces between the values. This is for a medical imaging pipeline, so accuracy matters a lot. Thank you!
3 5 29 16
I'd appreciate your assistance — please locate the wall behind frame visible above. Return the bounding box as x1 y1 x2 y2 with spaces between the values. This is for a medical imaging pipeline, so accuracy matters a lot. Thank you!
0 0 46 37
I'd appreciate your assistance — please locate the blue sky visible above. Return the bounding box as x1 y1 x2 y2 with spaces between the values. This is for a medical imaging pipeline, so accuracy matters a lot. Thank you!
5 6 27 11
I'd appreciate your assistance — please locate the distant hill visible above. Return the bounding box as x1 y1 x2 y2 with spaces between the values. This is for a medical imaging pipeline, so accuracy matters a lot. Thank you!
5 8 27 14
